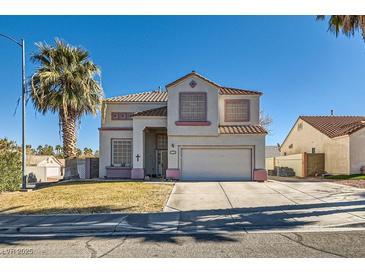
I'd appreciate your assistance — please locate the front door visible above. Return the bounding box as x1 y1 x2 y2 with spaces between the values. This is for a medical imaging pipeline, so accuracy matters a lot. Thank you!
156 150 168 177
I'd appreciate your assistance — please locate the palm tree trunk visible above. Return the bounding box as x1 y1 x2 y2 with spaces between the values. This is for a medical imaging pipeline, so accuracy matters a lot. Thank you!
60 109 77 158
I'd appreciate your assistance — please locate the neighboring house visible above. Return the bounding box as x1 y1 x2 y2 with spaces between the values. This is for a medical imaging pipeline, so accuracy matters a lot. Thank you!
265 145 280 158
26 155 65 182
99 71 267 181
281 116 365 175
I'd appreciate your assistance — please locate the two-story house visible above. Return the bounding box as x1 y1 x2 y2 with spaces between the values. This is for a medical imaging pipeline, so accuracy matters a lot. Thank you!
99 71 267 181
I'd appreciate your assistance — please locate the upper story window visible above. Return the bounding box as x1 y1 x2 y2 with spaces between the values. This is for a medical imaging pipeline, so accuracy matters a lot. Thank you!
224 99 250 122
111 112 133 120
179 92 207 121
111 139 132 167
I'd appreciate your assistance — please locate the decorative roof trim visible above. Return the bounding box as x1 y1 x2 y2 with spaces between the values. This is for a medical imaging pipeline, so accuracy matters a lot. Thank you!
165 71 220 88
219 125 267 135
219 87 262 96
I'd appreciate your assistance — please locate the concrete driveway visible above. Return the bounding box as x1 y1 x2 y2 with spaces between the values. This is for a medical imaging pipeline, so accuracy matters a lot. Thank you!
164 181 365 232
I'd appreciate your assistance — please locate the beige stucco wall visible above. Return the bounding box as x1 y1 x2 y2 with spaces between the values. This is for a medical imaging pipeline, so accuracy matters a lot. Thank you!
99 129 133 178
99 101 167 177
132 117 167 169
167 134 265 171
218 94 260 125
324 135 350 175
281 119 330 155
350 127 365 174
282 118 350 174
102 101 166 127
167 75 219 136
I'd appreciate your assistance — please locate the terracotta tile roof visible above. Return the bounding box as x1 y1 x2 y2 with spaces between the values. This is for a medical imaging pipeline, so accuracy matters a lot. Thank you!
219 125 267 135
105 71 262 102
300 116 365 138
133 106 167 117
219 87 262 96
166 71 220 88
104 90 167 103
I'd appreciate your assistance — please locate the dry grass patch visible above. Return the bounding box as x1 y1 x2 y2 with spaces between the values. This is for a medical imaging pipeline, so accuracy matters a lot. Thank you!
0 181 173 215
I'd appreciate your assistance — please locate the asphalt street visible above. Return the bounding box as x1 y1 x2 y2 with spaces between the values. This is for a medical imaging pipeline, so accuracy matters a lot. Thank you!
1 230 365 258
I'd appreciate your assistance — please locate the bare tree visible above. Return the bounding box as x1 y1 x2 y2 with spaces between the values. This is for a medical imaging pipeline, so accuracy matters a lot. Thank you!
259 111 273 134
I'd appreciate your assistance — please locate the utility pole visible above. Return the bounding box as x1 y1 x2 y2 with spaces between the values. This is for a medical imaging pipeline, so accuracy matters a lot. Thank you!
21 39 26 190
0 33 27 190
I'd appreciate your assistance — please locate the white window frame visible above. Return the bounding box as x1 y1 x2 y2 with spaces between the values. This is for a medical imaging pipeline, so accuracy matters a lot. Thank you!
111 139 132 167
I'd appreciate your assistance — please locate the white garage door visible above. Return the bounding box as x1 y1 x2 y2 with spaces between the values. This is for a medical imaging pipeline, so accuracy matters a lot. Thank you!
46 167 60 177
181 147 252 181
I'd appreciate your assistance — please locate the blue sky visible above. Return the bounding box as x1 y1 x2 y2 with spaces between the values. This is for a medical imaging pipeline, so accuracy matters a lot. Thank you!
0 16 365 151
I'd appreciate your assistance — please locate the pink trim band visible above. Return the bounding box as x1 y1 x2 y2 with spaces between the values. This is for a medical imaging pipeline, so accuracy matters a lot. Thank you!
99 127 133 131
166 169 181 180
106 167 131 178
175 121 211 126
131 168 145 180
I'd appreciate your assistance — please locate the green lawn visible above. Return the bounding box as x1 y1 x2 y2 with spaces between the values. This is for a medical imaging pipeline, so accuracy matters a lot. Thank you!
0 181 173 215
326 174 365 180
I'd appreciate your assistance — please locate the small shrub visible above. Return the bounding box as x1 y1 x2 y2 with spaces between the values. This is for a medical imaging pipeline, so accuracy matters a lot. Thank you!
0 138 21 192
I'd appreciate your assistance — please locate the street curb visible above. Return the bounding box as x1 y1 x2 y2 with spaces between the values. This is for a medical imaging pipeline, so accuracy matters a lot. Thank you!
1 224 365 238
2 226 365 238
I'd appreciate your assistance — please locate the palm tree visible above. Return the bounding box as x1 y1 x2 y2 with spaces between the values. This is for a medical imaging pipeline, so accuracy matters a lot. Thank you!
30 39 103 158
317 16 365 40
36 145 43 155
55 144 63 157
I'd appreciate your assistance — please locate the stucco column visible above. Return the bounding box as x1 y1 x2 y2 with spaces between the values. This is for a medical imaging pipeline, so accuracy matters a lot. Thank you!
131 122 145 179
166 136 181 180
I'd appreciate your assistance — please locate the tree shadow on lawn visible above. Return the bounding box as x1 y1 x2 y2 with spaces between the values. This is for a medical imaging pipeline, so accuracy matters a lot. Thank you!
35 180 158 190
0 206 137 215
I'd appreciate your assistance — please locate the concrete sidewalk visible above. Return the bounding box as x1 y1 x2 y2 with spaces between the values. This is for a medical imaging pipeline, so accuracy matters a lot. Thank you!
1 181 365 236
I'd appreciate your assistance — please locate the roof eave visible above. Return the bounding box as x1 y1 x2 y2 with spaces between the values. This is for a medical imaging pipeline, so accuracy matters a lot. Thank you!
165 71 220 89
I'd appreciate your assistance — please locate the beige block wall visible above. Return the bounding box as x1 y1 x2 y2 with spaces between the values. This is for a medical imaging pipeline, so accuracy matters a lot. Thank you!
275 154 304 177
265 157 275 170
168 134 266 170
218 95 260 126
350 127 365 174
102 102 166 127
167 75 219 136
